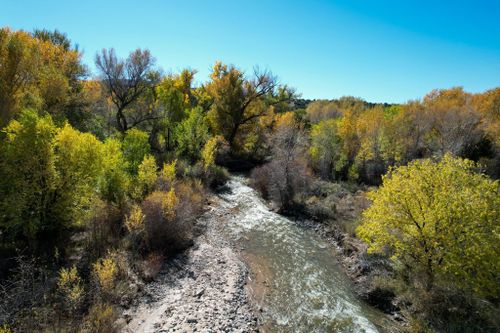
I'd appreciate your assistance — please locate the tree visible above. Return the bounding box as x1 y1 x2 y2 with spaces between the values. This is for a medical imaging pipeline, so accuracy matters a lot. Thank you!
206 61 294 149
251 112 310 210
32 29 72 51
175 107 209 161
156 69 196 150
122 128 151 174
423 88 483 157
0 28 86 126
305 100 341 124
95 48 158 133
99 138 130 204
354 106 391 183
0 110 105 247
357 155 499 296
0 110 58 242
309 119 343 179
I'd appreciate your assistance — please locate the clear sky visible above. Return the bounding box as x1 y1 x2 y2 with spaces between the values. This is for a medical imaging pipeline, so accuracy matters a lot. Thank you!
1 0 499 103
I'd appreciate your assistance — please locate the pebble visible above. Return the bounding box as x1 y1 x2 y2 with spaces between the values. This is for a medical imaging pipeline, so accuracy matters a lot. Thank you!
119 195 259 332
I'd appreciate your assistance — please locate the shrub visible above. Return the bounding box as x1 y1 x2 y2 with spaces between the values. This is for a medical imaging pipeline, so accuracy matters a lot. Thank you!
157 159 177 190
204 164 230 189
124 204 145 234
93 256 118 296
83 302 117 333
141 181 203 254
201 135 228 169
250 164 271 200
132 154 157 199
0 324 11 333
0 255 51 325
100 138 129 204
142 190 182 253
139 252 164 282
174 179 205 222
57 266 84 314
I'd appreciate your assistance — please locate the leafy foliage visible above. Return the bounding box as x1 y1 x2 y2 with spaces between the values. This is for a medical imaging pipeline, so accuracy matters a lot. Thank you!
0 110 104 245
0 28 87 127
357 155 500 297
122 128 151 174
175 107 209 160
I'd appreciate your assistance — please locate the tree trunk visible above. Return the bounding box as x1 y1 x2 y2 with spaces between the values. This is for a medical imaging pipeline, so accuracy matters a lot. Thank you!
228 123 240 147
116 108 128 133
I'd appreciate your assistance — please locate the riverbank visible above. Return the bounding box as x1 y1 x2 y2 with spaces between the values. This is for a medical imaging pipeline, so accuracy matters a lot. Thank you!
120 194 259 333
281 183 406 330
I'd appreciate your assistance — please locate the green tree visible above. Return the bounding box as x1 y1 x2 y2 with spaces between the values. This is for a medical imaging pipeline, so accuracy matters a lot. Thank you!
309 119 343 179
155 69 196 150
0 110 105 245
206 61 294 150
175 107 209 161
54 123 104 224
357 155 500 296
99 138 130 204
122 128 151 174
0 110 58 241
0 28 86 127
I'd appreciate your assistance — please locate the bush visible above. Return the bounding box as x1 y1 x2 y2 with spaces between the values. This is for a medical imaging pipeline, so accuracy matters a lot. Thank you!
141 180 204 254
57 266 84 314
100 138 130 204
131 154 157 199
83 302 117 333
139 252 164 282
250 165 271 200
142 190 182 252
204 164 230 189
93 256 118 297
157 159 177 190
0 324 11 333
251 157 311 212
124 204 145 234
251 113 312 212
174 179 205 222
201 135 229 169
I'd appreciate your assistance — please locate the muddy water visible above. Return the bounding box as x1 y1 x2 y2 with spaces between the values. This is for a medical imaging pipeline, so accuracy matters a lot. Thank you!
218 176 383 333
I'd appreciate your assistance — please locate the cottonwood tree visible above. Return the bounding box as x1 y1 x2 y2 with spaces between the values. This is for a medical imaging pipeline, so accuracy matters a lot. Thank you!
155 69 196 150
309 119 343 179
357 155 499 296
95 48 158 133
206 61 295 149
0 28 86 126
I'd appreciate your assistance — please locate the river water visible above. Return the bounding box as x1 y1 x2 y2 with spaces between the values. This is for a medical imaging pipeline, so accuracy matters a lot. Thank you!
218 176 383 333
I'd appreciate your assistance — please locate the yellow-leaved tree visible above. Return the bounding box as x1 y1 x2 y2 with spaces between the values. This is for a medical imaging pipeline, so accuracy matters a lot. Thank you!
357 154 499 297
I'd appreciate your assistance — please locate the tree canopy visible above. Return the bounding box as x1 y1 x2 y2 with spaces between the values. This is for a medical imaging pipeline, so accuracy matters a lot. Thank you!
357 154 500 297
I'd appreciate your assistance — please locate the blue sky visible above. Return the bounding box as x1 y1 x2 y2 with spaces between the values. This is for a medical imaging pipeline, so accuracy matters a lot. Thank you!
1 0 499 103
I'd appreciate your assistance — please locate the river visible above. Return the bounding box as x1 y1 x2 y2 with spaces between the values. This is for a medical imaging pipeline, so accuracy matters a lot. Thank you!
218 175 383 333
